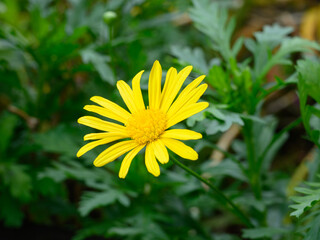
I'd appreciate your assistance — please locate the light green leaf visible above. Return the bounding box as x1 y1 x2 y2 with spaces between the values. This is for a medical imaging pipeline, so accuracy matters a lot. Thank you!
305 214 320 240
290 181 320 218
80 48 115 84
297 60 320 104
171 45 209 73
203 106 244 135
79 190 130 216
202 159 248 182
254 24 293 48
260 38 320 79
33 124 82 157
242 227 290 239
190 0 234 61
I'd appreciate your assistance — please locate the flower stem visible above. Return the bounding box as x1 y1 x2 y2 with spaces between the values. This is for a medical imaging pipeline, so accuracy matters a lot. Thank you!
170 154 253 228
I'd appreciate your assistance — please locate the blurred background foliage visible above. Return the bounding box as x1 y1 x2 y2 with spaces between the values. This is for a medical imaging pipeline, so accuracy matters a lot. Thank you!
0 0 320 239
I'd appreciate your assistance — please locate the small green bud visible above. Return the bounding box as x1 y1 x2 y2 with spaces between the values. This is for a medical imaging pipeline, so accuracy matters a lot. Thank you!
103 11 117 25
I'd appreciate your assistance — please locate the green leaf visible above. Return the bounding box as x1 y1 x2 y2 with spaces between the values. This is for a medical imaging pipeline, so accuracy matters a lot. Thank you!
242 227 290 239
297 60 320 147
252 117 289 171
39 159 113 189
207 65 231 99
66 0 107 37
108 226 143 236
0 112 18 155
254 24 293 49
297 60 320 104
290 181 320 218
305 214 320 240
1 163 32 202
79 189 130 216
260 38 320 79
190 0 234 61
244 24 292 79
33 124 82 157
171 46 209 73
80 48 115 84
203 106 244 135
109 212 169 240
202 159 248 182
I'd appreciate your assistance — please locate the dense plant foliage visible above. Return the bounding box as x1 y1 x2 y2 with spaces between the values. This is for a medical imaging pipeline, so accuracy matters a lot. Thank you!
0 0 320 239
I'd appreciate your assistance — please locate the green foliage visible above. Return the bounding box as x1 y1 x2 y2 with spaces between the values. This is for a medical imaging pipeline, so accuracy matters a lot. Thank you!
79 190 131 216
297 60 320 148
242 227 290 239
0 0 320 239
290 169 320 239
190 0 236 61
290 179 320 218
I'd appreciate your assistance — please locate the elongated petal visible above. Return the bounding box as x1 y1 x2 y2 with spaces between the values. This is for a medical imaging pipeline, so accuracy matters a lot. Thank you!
161 129 202 140
161 138 198 160
148 60 162 110
117 80 138 113
167 102 209 128
84 132 126 141
159 67 177 111
77 135 125 157
167 84 208 119
152 139 169 164
145 143 160 176
178 75 205 99
94 140 139 167
84 105 129 124
159 65 193 113
119 145 145 178
132 70 145 111
90 96 131 122
78 116 128 135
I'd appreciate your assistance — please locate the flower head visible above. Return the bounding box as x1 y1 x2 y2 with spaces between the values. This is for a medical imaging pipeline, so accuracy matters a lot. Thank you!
77 60 208 178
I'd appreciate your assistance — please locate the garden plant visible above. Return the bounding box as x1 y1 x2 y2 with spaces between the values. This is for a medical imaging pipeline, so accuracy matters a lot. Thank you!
0 0 320 239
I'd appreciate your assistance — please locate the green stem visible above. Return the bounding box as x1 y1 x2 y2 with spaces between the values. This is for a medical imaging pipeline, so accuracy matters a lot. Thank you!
170 154 253 228
243 120 261 200
108 25 114 71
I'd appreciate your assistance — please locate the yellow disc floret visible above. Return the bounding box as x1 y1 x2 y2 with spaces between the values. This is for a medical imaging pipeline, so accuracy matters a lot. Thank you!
126 109 167 145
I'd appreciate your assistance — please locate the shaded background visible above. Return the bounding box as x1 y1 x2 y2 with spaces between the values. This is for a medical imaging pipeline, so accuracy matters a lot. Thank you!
0 0 320 239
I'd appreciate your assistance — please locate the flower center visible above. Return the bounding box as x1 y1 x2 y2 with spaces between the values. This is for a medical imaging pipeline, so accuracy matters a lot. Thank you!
126 109 167 145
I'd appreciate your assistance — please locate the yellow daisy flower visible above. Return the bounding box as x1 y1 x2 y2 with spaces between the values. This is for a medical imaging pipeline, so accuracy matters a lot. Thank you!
77 60 208 178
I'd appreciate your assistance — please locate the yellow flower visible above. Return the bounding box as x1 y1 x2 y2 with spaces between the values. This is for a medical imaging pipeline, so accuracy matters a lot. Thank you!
77 60 208 178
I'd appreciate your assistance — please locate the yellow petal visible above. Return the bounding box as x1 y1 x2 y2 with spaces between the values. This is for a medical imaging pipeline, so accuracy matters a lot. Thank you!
84 105 129 124
160 66 193 113
77 135 125 157
78 116 128 135
132 70 145 111
161 138 198 160
94 140 139 167
84 132 126 141
90 96 131 122
167 102 209 128
145 143 160 176
152 139 169 164
119 145 145 178
148 60 162 110
159 67 177 112
161 129 202 140
167 83 208 119
117 80 138 113
178 75 205 99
